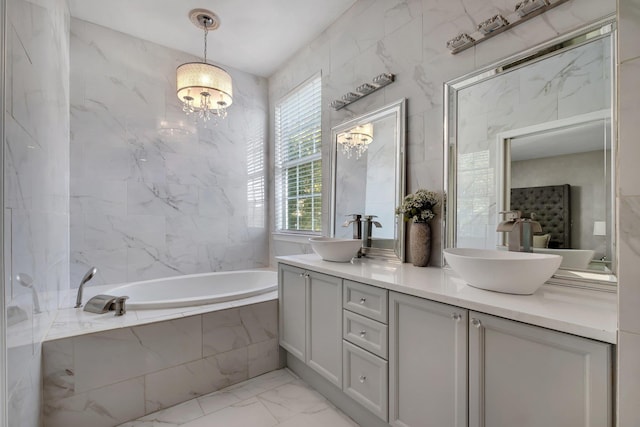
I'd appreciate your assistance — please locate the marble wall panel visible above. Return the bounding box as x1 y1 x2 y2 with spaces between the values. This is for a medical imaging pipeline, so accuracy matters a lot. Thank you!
73 316 202 393
617 2 640 424
43 377 145 427
144 347 249 413
4 0 70 426
70 18 269 291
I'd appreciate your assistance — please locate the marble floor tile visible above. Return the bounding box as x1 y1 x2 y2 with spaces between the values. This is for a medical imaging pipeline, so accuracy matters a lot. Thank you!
117 400 204 427
257 380 330 422
121 369 361 427
225 368 296 400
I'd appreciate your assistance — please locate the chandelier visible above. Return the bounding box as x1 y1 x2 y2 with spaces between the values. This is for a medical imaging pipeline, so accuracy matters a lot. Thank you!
176 9 233 123
337 123 374 159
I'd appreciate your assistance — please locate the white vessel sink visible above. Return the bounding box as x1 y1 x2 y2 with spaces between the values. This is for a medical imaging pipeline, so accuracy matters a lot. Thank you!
532 247 594 270
309 237 362 262
444 248 562 295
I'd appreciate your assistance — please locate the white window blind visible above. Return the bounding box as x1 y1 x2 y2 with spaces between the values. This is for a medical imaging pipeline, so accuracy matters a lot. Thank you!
275 75 322 233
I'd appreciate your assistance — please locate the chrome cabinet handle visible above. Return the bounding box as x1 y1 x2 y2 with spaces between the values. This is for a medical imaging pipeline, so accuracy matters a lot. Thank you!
471 318 482 328
359 330 367 338
452 313 462 321
359 375 367 383
359 297 367 304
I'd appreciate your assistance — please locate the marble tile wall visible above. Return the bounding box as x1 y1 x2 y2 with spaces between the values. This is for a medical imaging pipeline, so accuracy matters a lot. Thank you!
69 19 269 292
4 0 70 426
42 300 280 427
616 0 640 425
268 0 616 265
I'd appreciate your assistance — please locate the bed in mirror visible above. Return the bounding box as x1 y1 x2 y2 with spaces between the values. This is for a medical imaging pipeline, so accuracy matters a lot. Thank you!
444 19 616 289
330 98 406 262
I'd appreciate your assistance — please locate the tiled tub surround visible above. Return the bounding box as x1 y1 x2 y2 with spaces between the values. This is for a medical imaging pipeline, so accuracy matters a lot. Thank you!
42 298 280 427
278 254 617 343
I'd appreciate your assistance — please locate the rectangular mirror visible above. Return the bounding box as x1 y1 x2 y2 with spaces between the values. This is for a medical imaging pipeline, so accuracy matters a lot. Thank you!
330 98 406 262
445 20 616 289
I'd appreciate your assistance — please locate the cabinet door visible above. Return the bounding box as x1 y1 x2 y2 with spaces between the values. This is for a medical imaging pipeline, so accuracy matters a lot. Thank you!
278 264 307 361
468 311 612 427
389 292 468 427
307 271 343 387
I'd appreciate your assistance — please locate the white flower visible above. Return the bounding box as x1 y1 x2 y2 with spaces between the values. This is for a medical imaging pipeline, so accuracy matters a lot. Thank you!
396 189 441 223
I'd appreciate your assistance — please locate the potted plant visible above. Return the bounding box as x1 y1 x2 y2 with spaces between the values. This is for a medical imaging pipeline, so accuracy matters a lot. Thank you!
396 189 441 266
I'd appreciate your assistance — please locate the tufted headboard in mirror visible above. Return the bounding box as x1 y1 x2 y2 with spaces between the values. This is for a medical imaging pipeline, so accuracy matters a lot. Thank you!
510 184 571 249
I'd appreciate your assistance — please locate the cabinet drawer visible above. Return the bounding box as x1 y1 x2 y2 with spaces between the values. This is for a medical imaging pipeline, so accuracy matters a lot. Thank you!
343 310 388 359
343 280 388 323
343 340 388 421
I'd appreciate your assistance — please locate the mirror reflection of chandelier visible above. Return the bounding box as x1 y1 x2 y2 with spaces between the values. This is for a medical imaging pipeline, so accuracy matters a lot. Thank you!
338 123 374 159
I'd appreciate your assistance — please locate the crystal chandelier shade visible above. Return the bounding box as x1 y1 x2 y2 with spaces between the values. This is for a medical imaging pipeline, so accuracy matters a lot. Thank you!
177 10 233 122
338 123 374 159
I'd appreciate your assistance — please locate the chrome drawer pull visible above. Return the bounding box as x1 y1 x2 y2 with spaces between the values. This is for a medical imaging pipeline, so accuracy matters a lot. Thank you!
359 375 367 383
359 330 367 338
359 297 367 304
471 318 482 328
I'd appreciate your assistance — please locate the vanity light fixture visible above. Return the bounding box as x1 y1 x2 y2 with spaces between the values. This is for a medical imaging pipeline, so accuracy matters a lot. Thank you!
177 9 233 123
338 123 374 159
515 0 550 17
446 33 475 53
446 0 570 55
343 92 362 103
330 73 395 111
477 14 509 35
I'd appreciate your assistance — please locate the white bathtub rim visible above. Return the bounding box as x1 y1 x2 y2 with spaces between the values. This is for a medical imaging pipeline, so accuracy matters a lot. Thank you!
47 290 277 342
104 269 277 310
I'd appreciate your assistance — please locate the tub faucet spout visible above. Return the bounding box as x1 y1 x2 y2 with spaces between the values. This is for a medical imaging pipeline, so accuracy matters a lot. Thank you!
75 267 98 308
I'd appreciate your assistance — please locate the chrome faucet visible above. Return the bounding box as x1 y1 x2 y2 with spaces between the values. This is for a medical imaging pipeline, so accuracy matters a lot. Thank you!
343 214 363 240
497 211 542 252
75 267 98 308
363 215 382 247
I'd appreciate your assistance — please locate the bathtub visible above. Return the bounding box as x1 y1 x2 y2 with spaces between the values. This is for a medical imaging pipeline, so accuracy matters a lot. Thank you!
104 269 277 310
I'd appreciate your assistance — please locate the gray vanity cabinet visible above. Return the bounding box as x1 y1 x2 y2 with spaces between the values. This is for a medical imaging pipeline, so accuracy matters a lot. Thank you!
468 311 612 427
278 263 343 387
388 291 468 427
278 264 307 361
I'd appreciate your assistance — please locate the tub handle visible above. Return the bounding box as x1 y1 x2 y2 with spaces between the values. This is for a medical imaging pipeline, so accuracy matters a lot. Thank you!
114 296 129 316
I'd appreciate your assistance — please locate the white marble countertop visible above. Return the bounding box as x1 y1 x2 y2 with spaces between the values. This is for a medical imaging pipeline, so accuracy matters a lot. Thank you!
277 254 618 344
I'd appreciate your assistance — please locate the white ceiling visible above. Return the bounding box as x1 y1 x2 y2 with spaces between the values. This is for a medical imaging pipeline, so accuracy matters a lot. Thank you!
511 120 610 162
67 0 356 77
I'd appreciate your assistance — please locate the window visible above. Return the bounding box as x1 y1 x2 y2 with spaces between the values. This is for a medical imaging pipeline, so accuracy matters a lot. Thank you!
275 74 322 233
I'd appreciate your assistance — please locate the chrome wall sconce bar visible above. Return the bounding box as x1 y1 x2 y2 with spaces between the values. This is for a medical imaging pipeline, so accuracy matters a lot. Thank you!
446 0 571 54
330 73 395 111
